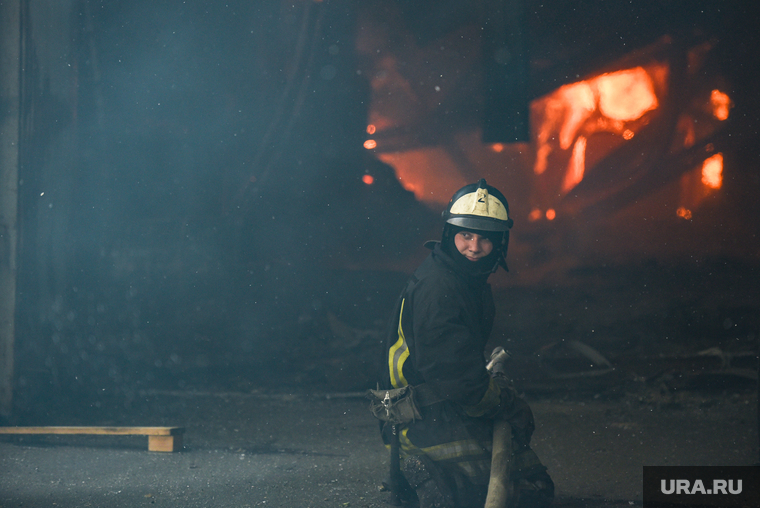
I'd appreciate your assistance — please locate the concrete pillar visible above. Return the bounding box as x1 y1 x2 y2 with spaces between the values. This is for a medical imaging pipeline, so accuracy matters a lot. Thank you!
0 0 21 417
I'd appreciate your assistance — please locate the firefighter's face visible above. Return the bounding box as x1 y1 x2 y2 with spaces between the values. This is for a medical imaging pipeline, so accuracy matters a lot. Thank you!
454 231 493 261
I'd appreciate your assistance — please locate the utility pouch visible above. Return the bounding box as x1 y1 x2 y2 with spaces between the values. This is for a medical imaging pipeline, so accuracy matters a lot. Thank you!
367 386 423 425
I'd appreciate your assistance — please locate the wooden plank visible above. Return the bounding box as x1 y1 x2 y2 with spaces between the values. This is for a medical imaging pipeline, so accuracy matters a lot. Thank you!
0 426 184 436
148 434 183 452
0 426 185 452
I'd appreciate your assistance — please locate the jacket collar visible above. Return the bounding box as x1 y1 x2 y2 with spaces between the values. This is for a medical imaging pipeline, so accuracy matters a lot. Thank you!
427 241 491 287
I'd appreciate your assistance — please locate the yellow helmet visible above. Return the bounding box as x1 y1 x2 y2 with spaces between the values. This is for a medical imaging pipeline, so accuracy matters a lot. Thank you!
443 179 513 232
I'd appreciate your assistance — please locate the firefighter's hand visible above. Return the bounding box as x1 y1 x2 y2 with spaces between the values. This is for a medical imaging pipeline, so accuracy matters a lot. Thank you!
493 374 535 446
500 395 535 446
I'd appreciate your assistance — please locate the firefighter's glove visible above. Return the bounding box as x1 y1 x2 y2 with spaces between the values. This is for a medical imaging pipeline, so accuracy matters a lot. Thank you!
501 395 535 447
492 373 535 446
479 373 515 418
490 371 512 400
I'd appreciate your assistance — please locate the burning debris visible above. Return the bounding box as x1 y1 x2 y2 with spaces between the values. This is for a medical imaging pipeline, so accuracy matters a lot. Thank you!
356 15 734 248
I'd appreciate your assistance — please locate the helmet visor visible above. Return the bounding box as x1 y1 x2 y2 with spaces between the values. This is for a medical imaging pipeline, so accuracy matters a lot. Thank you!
446 215 512 232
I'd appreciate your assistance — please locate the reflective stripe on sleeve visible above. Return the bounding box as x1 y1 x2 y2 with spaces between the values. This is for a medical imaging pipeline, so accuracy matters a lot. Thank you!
388 298 410 388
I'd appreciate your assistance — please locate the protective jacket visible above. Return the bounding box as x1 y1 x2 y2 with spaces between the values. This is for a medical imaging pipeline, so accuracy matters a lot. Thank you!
379 243 504 486
382 242 501 415
379 242 549 507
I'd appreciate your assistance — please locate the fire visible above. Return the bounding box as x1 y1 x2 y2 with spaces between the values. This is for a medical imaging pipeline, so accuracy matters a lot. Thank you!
364 49 727 221
527 208 558 221
533 66 661 193
710 90 730 121
596 68 659 121
362 174 375 185
701 153 723 189
562 136 586 193
677 152 723 217
377 150 465 204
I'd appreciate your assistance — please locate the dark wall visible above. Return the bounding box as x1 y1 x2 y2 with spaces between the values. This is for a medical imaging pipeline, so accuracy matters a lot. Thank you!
13 0 436 417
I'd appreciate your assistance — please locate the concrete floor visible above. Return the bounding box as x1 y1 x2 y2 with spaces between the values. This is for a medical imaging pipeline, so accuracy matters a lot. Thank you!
1 386 756 508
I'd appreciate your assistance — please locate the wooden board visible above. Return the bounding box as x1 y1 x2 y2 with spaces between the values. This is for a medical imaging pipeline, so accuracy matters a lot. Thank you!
0 426 183 435
0 426 185 452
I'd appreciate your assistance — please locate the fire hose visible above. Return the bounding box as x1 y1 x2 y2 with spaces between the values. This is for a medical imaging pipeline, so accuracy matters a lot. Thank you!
485 347 514 508
381 347 516 507
485 419 513 508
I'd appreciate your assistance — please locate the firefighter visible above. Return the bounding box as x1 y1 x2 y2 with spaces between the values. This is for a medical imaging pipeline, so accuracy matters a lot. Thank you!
378 179 554 508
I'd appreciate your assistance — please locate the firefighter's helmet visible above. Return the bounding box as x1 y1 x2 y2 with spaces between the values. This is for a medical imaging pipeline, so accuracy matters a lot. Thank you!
442 179 513 232
441 179 513 273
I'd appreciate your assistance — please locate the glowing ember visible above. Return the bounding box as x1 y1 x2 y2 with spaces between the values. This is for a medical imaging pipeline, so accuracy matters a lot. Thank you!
491 143 504 153
545 209 556 220
363 139 377 150
362 174 375 185
710 90 730 121
528 209 542 222
701 153 723 189
676 207 692 220
622 129 634 140
366 124 377 135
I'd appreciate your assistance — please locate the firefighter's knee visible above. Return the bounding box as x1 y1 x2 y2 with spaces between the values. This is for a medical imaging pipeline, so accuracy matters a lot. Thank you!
402 456 454 508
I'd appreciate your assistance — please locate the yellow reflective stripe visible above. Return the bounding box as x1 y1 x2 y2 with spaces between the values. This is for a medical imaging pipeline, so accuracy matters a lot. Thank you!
388 298 410 388
397 429 490 478
386 427 424 457
420 439 486 462
399 427 417 455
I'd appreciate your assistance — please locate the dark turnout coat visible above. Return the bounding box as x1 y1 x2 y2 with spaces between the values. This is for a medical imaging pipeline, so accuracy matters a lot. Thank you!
378 243 554 508
380 242 504 484
382 242 499 410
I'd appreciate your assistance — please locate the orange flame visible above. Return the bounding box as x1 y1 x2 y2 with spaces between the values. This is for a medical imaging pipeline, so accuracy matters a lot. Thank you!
710 90 730 121
701 153 723 189
562 136 587 193
676 207 692 220
533 66 661 195
597 68 659 121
